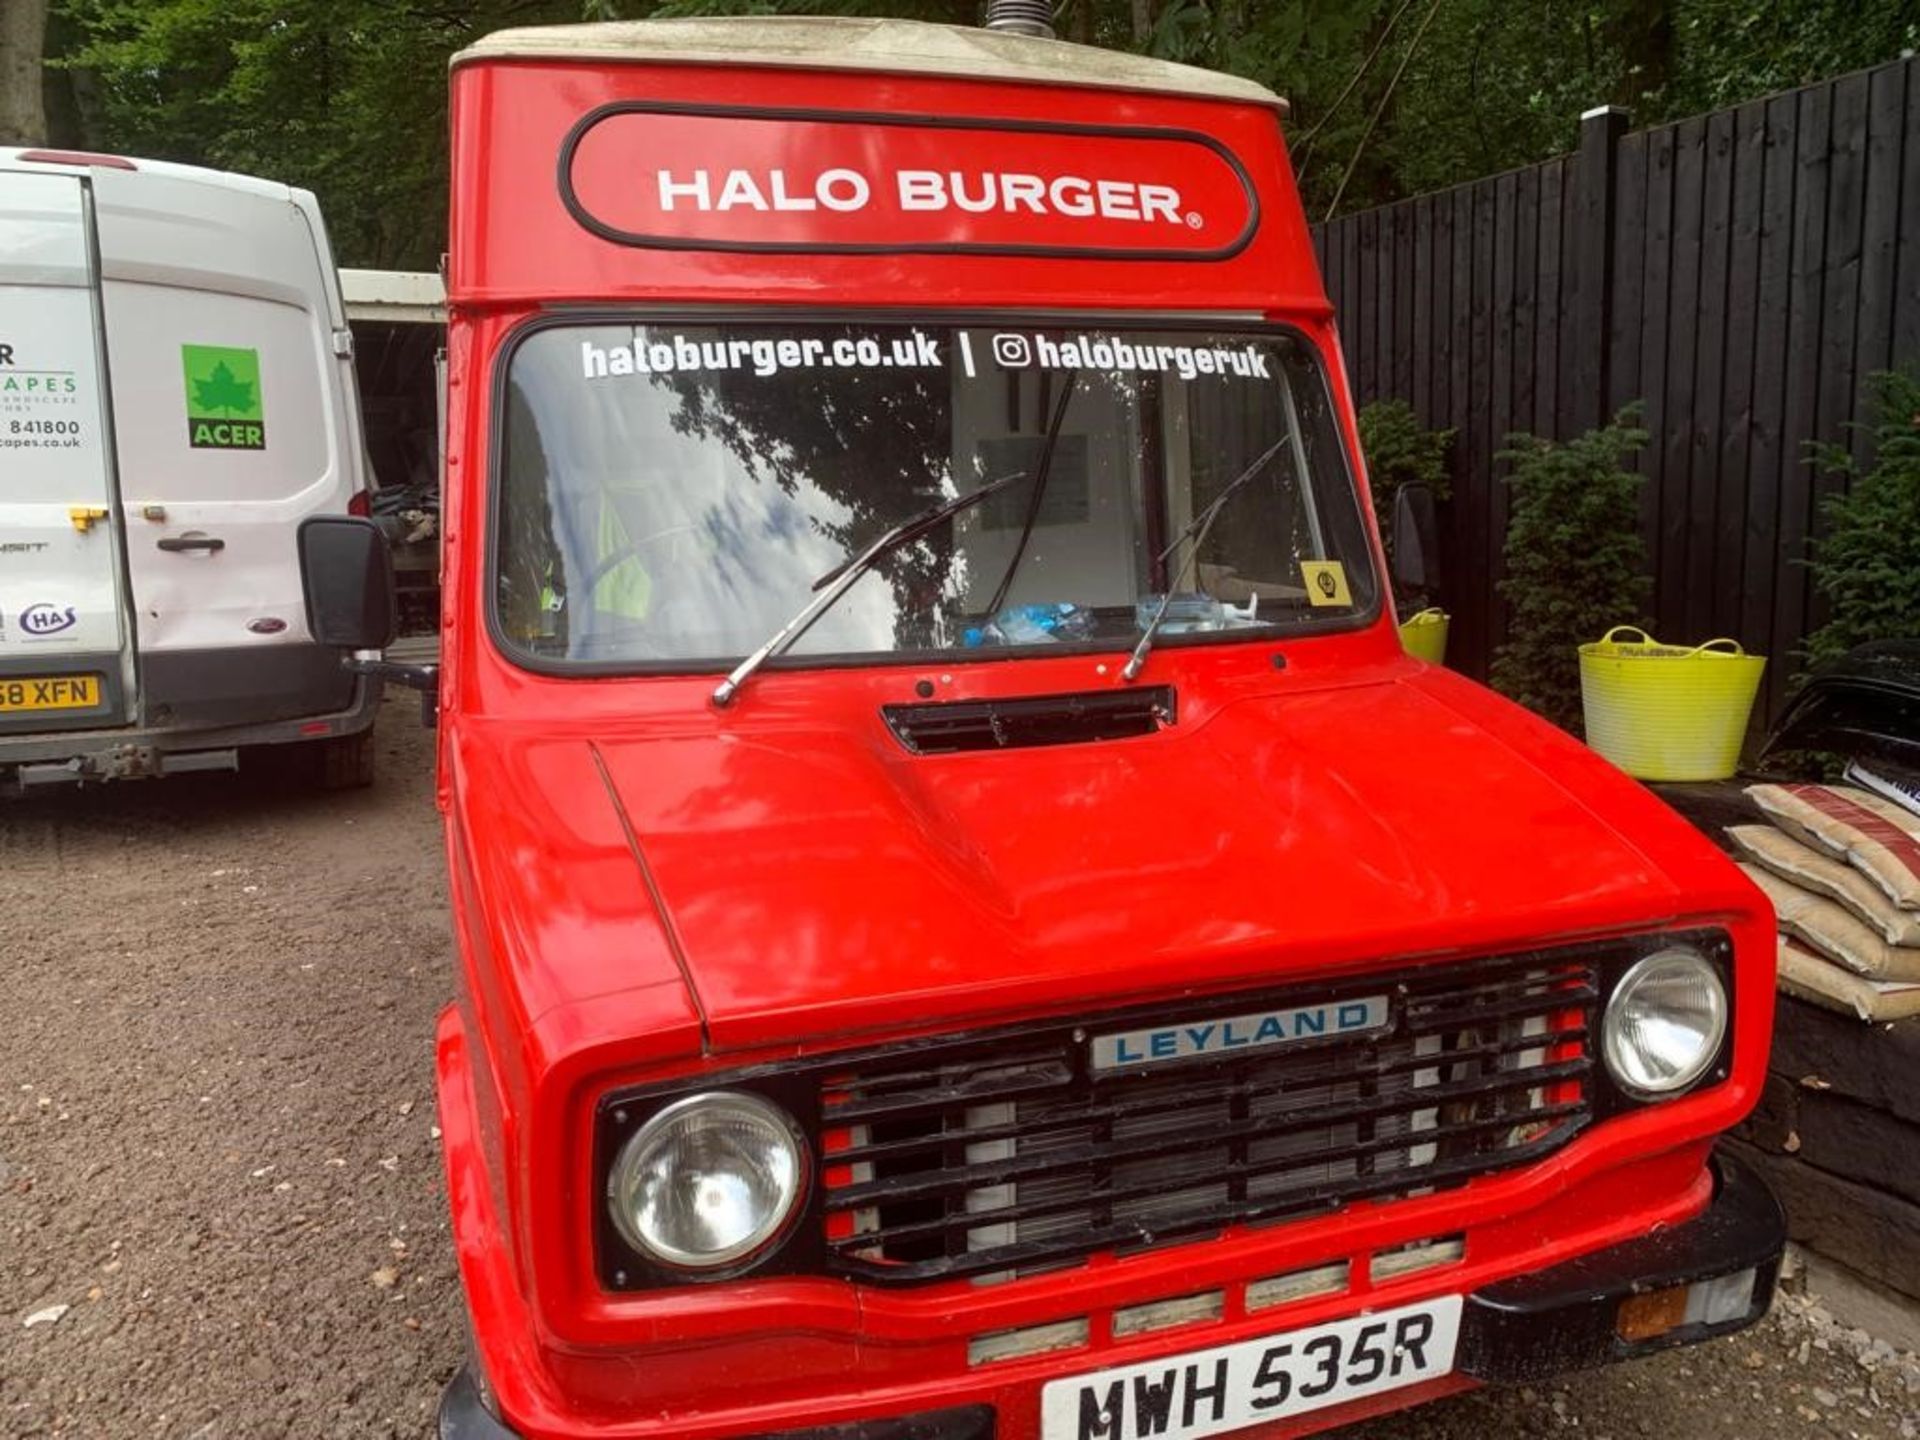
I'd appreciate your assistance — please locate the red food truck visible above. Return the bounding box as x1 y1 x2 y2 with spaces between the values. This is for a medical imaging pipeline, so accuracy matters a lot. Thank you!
295 12 1784 1440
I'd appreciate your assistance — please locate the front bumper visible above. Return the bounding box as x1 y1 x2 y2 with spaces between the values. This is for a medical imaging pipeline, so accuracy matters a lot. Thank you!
1457 1148 1785 1381
442 1151 1784 1440
441 1369 996 1440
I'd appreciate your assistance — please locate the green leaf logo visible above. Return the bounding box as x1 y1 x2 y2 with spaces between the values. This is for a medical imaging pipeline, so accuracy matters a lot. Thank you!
181 344 263 421
192 360 254 417
181 343 266 449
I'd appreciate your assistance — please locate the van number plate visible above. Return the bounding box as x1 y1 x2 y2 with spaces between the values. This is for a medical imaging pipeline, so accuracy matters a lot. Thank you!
1039 1296 1462 1440
0 676 101 713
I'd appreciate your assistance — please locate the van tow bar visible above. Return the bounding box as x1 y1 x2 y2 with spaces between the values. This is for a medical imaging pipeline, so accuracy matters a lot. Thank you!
346 651 440 726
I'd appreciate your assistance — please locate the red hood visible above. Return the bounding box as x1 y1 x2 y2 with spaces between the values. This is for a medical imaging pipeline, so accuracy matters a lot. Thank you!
586 668 1706 1052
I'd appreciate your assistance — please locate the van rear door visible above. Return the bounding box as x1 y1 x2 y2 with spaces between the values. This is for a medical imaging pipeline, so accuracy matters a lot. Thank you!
0 169 135 733
89 169 362 730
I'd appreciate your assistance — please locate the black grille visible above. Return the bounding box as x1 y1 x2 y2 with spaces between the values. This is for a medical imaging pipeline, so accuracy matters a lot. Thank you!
882 686 1174 755
817 953 1597 1284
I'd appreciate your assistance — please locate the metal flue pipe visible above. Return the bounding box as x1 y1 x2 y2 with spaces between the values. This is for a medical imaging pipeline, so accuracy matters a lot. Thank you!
982 0 1055 39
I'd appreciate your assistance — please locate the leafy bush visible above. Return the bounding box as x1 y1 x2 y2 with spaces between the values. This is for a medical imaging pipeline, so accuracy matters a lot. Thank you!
1491 410 1653 733
1802 370 1920 671
1357 398 1453 568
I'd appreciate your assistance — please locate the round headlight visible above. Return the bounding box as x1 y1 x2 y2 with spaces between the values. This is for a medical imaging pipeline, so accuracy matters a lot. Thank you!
1602 948 1728 1097
608 1092 807 1271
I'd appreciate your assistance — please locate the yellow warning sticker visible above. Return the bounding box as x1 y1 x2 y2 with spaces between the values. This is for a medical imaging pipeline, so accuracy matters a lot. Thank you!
1300 560 1353 607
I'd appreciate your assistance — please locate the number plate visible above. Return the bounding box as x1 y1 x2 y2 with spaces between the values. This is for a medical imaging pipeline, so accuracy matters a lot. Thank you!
0 675 101 713
1040 1297 1462 1440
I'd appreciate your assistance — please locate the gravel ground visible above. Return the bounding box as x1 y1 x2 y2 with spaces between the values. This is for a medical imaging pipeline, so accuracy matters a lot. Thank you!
3 699 459 1438
3 695 1917 1439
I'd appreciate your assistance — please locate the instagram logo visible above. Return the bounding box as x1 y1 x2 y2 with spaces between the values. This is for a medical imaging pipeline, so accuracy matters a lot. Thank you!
991 333 1033 368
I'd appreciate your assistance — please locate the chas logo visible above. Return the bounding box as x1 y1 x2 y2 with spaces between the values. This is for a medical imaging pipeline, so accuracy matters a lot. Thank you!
20 603 78 637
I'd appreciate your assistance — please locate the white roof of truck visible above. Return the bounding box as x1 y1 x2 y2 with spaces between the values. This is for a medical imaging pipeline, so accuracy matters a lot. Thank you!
454 17 1286 113
0 146 298 203
339 268 445 324
0 146 346 326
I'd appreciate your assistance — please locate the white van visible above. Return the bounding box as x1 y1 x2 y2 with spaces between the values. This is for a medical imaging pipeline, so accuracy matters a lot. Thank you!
0 148 378 790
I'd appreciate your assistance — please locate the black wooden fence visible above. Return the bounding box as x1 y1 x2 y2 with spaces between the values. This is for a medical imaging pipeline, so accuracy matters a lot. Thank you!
1313 55 1920 720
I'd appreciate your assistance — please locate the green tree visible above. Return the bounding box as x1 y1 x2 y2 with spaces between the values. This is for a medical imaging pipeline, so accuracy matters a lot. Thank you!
50 0 1920 261
1491 410 1652 733
1 0 51 144
1356 397 1451 569
1663 0 1920 117
1802 371 1920 671
1106 0 1920 218
55 0 581 268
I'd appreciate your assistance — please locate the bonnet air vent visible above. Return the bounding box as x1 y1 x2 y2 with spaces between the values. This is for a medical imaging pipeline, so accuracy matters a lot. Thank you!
883 687 1175 755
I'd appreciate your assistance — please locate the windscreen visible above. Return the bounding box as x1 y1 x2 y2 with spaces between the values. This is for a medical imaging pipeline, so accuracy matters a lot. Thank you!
494 320 1377 668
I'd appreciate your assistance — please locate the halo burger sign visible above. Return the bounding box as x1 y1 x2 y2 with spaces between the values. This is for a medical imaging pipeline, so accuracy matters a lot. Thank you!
349 14 1787 1440
561 105 1260 257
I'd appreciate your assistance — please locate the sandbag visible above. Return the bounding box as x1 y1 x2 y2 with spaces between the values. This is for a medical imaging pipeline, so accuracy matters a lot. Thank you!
1739 863 1920 981
1726 825 1920 947
1776 937 1920 1022
1745 782 1920 911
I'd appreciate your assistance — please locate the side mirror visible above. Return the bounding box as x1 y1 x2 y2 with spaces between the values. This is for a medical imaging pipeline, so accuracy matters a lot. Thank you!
299 515 397 650
298 514 440 725
1390 482 1442 594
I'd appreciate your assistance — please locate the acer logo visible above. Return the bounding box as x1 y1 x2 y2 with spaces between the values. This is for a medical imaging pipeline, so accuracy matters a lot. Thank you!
655 168 1188 226
563 105 1259 260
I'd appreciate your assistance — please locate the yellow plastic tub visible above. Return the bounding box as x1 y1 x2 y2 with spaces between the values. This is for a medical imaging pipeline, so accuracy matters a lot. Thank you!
1398 608 1449 664
1578 625 1766 782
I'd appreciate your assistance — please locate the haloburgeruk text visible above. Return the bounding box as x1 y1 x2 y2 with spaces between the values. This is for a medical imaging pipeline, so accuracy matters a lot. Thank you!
578 330 1276 384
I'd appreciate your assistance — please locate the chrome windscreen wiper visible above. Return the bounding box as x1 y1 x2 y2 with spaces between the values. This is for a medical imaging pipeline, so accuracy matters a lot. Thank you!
712 469 1030 708
1122 432 1292 682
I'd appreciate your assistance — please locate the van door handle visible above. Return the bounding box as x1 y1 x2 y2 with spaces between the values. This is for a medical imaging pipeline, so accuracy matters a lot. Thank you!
157 534 225 553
